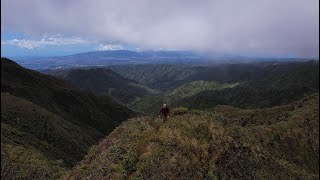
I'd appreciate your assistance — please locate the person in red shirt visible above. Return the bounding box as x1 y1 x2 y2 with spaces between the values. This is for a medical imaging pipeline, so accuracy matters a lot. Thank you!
159 103 170 122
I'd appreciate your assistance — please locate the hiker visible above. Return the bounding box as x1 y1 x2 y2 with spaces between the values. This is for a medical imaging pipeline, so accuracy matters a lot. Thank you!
159 103 170 122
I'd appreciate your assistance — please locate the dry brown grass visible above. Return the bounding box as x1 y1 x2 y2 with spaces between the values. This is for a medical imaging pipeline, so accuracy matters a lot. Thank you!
66 94 319 180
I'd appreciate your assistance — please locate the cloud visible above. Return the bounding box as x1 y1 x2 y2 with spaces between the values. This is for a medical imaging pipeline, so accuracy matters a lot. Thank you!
96 44 124 51
1 0 319 57
1 36 91 49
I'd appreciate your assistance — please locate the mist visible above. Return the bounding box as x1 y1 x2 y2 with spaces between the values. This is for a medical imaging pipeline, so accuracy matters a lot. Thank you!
1 0 319 57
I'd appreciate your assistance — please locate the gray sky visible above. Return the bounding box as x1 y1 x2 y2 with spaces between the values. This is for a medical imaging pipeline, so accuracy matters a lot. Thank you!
1 0 319 57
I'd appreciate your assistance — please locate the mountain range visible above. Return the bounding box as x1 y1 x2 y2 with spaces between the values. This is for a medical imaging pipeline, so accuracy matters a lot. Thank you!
12 50 313 70
1 57 318 179
44 60 318 115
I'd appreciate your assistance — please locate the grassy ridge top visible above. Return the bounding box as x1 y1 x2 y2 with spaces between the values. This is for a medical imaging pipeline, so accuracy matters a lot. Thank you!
67 94 319 179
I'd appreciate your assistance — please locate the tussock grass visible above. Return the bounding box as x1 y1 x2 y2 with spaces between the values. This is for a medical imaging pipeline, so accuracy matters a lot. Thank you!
66 94 319 179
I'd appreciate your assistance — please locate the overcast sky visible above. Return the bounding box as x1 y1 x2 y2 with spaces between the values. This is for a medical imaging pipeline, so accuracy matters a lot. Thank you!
1 0 319 57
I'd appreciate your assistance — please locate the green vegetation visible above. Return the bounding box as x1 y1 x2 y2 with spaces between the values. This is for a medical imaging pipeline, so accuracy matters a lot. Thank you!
1 93 102 166
112 61 318 115
175 82 317 110
110 61 318 91
46 68 161 104
172 107 189 115
166 80 239 103
1 58 137 133
1 58 319 179
110 64 196 90
107 82 160 105
67 94 319 179
128 80 239 116
1 58 138 179
1 93 96 179
1 143 66 179
129 96 164 116
44 61 318 116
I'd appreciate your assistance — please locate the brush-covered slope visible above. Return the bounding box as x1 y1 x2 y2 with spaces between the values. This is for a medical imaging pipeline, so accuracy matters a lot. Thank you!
129 96 164 116
110 64 196 90
111 61 319 92
175 84 317 110
129 80 239 116
128 62 318 114
67 94 319 179
1 93 102 164
185 60 319 85
46 68 159 104
174 61 319 110
166 80 239 103
1 58 138 179
1 93 103 179
1 58 136 133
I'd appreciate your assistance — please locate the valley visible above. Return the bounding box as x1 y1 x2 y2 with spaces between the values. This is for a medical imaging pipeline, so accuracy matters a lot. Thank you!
1 57 319 179
45 60 319 115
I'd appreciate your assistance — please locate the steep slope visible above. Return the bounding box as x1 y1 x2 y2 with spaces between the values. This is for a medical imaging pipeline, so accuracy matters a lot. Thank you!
127 60 318 114
129 96 165 116
175 84 317 109
259 60 319 89
185 60 318 84
110 64 196 90
174 61 319 109
1 58 138 179
1 141 66 179
1 58 137 133
45 68 159 104
129 80 239 116
1 93 104 179
110 61 318 91
166 80 239 103
66 94 319 179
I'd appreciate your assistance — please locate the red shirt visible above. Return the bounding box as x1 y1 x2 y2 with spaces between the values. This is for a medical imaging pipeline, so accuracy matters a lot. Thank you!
159 107 170 116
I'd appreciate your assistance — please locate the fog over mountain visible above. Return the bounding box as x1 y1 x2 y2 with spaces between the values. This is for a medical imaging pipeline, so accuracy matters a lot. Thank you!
1 0 319 57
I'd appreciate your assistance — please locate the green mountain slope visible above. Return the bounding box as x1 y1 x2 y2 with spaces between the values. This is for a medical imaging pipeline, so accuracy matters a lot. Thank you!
166 80 239 103
127 61 319 114
185 61 319 85
2 58 318 179
1 93 102 166
1 142 66 179
110 61 319 92
45 68 160 104
175 85 317 110
175 62 319 110
1 58 139 179
129 96 164 116
1 58 137 133
66 94 319 179
1 93 104 179
110 64 196 90
129 80 239 116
